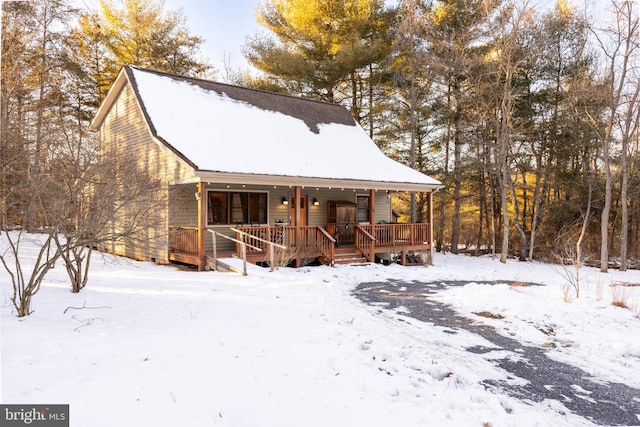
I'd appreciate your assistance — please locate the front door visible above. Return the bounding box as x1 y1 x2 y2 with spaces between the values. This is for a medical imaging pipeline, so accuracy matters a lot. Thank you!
289 195 308 226
335 204 356 244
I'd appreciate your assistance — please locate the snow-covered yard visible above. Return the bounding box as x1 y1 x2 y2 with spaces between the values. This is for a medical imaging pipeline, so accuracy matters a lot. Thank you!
2 232 640 426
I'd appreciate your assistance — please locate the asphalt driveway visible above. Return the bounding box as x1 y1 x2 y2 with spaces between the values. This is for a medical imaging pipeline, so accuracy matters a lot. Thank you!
353 280 640 426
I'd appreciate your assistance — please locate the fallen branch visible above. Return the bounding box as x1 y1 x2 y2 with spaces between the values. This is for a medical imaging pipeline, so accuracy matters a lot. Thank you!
63 300 111 314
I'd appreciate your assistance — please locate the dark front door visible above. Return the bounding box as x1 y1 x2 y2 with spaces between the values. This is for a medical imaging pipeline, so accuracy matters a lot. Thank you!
335 204 356 244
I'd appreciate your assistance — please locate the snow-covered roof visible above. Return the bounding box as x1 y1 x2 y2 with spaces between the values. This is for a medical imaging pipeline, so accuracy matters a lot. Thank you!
93 66 442 191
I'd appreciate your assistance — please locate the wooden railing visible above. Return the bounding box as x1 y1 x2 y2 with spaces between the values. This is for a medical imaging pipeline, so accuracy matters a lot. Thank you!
359 223 431 248
315 227 336 263
229 228 287 273
209 229 264 275
234 226 292 254
169 223 430 269
236 225 336 265
169 226 199 255
355 225 376 262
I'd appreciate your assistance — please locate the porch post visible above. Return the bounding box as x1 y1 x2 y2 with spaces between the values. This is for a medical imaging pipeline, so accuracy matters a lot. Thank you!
428 191 434 265
294 186 301 267
294 186 301 227
197 181 206 271
369 189 375 224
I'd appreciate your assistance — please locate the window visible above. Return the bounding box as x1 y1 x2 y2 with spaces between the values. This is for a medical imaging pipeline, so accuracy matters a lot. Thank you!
249 193 267 223
208 192 228 224
357 195 369 223
208 191 267 225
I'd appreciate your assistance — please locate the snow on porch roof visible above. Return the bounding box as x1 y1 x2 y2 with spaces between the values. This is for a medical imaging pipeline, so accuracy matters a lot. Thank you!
124 66 442 191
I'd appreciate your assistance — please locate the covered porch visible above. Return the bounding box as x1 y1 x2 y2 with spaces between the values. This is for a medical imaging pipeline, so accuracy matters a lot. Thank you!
167 181 436 271
169 222 432 270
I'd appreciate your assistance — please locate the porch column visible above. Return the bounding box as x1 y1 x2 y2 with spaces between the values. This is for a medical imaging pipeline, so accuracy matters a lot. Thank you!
197 181 206 271
294 186 301 267
294 186 301 227
428 191 434 265
369 189 376 224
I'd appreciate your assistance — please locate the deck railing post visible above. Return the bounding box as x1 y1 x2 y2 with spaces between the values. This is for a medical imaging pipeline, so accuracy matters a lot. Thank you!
241 243 247 276
269 244 274 272
212 231 217 271
369 238 374 263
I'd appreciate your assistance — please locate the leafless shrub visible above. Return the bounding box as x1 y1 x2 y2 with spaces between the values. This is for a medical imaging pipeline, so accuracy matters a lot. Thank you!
553 216 593 301
0 228 58 317
562 284 574 304
595 278 604 301
610 283 633 309
51 144 168 293
269 243 316 268
0 169 62 316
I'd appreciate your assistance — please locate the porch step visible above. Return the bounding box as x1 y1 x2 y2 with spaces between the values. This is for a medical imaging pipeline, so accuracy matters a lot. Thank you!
333 247 368 265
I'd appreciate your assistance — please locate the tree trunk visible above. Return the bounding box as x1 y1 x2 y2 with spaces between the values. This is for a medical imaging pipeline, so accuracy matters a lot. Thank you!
436 85 452 252
500 160 510 264
620 140 629 271
409 75 417 223
450 104 462 254
508 171 528 260
476 142 486 256
600 141 611 272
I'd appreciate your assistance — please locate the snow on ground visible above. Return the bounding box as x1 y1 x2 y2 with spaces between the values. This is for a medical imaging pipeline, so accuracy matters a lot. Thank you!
2 232 640 426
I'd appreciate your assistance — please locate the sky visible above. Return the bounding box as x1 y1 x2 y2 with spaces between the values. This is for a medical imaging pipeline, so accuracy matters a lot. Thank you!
162 0 261 74
67 0 579 79
159 0 564 78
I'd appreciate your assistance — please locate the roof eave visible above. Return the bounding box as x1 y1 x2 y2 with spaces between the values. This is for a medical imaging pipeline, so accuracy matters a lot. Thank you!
173 171 443 193
89 66 198 172
89 67 129 132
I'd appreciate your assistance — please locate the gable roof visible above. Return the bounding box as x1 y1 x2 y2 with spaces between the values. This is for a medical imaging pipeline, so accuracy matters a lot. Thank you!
91 66 442 192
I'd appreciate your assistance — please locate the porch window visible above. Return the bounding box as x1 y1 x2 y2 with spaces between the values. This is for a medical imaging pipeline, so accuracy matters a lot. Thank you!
208 191 267 225
357 195 369 223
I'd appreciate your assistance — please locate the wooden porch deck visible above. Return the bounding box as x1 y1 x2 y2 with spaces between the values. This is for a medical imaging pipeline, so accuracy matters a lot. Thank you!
169 223 432 270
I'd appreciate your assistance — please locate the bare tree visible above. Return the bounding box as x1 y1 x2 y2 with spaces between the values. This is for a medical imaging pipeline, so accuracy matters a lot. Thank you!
586 0 640 272
52 146 168 293
0 169 61 316
25 0 77 231
0 228 58 317
0 129 167 317
553 165 594 300
423 0 498 253
480 0 537 263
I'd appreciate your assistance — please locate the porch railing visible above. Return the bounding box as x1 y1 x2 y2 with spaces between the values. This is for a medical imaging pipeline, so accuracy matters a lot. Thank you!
235 225 336 264
315 227 336 263
209 229 263 276
359 223 431 248
231 228 287 272
169 226 199 255
169 223 431 268
355 225 376 262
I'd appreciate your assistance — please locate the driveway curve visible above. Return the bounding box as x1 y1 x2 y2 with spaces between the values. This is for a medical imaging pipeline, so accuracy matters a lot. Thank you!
353 280 640 426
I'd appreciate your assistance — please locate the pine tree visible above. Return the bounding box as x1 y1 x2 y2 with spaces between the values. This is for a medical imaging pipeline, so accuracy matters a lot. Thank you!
72 0 211 101
244 0 395 106
424 0 500 253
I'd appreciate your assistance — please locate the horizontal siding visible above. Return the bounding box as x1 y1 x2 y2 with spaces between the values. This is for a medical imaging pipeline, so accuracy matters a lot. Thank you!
99 84 195 264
